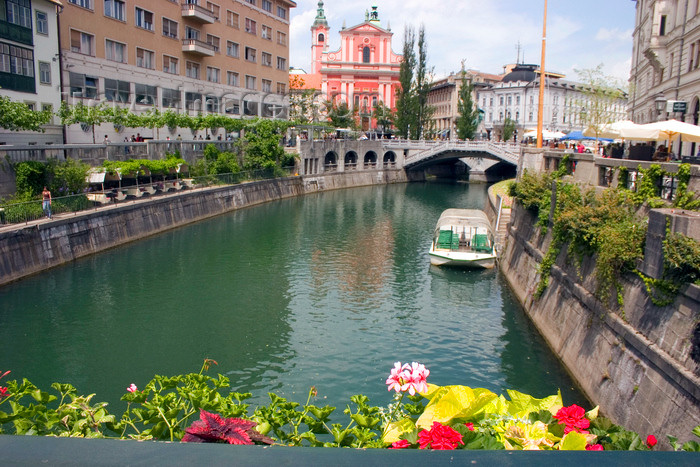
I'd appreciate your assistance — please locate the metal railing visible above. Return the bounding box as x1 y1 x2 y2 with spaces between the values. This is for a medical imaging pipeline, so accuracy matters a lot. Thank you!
0 167 296 225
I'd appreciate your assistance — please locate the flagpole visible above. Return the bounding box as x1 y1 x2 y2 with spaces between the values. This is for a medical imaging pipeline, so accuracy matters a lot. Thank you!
537 0 547 149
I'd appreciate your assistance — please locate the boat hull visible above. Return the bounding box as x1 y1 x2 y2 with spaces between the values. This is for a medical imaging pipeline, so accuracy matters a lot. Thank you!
428 250 496 269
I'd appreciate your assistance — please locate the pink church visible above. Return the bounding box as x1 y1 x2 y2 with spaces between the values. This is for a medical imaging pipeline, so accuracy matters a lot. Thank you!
303 2 402 130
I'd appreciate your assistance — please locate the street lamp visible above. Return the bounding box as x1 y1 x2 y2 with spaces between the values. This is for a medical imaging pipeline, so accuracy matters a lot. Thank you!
655 93 667 120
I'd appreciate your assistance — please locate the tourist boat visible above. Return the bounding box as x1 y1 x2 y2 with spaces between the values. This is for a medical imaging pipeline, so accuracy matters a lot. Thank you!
428 209 497 268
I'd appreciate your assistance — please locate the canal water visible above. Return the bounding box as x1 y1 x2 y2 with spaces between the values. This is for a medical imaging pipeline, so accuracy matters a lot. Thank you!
0 182 587 413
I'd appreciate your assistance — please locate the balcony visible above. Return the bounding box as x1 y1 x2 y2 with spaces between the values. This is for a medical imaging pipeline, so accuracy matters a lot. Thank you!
0 20 32 46
180 2 217 23
181 38 215 57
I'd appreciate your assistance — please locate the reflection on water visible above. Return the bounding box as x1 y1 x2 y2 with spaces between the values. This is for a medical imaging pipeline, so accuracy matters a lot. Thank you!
0 181 586 412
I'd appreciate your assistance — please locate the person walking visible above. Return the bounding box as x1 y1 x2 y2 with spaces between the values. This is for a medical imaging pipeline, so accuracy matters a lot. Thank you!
42 186 52 219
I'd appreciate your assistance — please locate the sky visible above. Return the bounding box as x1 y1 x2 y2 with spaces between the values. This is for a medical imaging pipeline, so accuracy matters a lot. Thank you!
289 0 636 84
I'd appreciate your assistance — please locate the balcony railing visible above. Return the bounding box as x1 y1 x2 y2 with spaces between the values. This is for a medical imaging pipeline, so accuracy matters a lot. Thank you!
181 38 215 56
180 1 217 23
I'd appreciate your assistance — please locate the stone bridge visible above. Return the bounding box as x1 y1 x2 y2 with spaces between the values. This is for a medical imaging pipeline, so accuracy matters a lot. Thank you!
299 139 520 181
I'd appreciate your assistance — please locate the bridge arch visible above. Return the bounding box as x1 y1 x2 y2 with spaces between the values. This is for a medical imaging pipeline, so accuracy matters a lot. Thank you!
344 151 358 170
324 151 338 172
383 151 396 168
364 151 377 169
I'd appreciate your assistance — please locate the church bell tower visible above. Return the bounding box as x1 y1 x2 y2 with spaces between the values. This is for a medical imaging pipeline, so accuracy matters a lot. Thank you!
310 1 329 75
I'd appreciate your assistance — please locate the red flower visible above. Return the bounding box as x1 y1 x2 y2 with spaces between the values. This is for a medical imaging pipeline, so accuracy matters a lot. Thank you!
389 439 412 449
554 404 590 433
586 444 604 451
465 423 474 431
646 435 657 448
418 422 464 450
0 387 8 398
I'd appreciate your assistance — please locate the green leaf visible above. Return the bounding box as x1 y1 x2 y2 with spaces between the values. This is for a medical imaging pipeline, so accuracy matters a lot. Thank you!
382 418 416 445
560 431 588 450
416 385 499 430
506 389 562 418
692 425 700 439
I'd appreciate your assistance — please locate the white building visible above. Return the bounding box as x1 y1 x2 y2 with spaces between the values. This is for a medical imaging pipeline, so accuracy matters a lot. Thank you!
0 0 63 145
477 64 627 141
630 0 700 155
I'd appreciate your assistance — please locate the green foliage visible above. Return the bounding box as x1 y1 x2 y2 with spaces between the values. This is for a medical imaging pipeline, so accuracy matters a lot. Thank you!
663 232 700 285
0 96 52 132
323 100 356 129
455 67 479 140
242 120 286 171
673 163 700 210
13 161 46 198
395 25 416 139
631 164 663 206
48 158 90 195
502 117 516 142
372 101 394 133
575 65 626 139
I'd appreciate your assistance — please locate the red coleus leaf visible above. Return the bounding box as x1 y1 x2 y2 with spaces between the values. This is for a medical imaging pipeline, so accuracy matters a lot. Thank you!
182 409 273 445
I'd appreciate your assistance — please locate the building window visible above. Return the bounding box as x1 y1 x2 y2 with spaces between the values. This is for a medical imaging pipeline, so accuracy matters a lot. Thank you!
245 75 256 90
38 61 51 84
205 94 219 113
277 31 286 46
276 56 286 70
136 47 154 69
261 79 271 92
245 0 255 5
226 41 239 58
660 15 667 36
362 46 370 63
245 18 256 34
70 29 95 55
206 34 220 52
68 0 92 9
162 88 181 109
68 72 97 98
261 0 272 12
226 10 238 28
104 78 129 102
162 18 178 38
135 83 156 106
105 39 126 63
261 25 271 40
186 61 200 79
227 71 239 86
224 98 240 114
35 10 49 35
185 26 199 40
205 2 219 20
185 92 202 111
104 0 125 21
206 66 220 83
135 7 154 31
276 82 285 95
507 95 512 105
163 55 178 74
277 6 286 19
499 96 504 106
244 46 256 62
261 52 271 66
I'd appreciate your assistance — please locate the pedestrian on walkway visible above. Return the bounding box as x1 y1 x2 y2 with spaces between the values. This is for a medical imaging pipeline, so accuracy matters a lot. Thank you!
42 186 52 219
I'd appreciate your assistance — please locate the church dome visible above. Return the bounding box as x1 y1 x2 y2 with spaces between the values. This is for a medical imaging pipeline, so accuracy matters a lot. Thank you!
502 64 538 83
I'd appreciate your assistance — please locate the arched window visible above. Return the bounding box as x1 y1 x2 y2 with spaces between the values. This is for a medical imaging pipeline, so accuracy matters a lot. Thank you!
362 46 370 63
318 33 325 43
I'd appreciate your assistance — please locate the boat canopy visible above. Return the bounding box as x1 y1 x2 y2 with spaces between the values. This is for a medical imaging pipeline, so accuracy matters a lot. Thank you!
435 209 492 231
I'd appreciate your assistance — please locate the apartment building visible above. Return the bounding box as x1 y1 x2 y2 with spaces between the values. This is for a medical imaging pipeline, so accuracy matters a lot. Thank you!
59 0 295 142
0 0 63 144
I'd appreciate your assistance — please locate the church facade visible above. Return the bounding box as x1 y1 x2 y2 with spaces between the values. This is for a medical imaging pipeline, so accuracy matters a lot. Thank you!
302 2 402 130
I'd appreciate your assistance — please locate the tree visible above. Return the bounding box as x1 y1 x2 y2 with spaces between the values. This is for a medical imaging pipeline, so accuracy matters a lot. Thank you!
412 25 432 140
289 75 322 125
575 65 627 140
455 66 480 140
323 99 355 129
242 119 286 171
372 101 394 133
59 101 109 143
502 117 516 142
395 25 416 139
0 96 52 132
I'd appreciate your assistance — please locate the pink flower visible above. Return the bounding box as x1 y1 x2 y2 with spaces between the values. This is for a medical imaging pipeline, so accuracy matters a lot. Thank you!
406 362 430 395
554 404 590 433
418 421 464 450
126 383 138 393
386 362 430 395
465 422 474 431
585 444 604 451
386 362 410 393
646 435 657 448
0 387 9 398
389 439 412 449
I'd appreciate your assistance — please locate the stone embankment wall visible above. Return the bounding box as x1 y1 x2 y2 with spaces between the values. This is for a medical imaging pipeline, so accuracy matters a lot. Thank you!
0 170 407 286
500 203 700 442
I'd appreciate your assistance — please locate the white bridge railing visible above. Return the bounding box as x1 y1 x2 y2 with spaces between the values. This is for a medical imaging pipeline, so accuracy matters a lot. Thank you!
384 140 521 166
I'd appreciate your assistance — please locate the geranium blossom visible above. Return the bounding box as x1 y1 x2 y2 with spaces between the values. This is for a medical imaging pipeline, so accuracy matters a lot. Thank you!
386 362 430 395
126 383 138 393
389 439 412 449
553 404 590 433
0 387 8 398
418 421 464 450
646 435 657 448
465 422 474 431
586 443 604 451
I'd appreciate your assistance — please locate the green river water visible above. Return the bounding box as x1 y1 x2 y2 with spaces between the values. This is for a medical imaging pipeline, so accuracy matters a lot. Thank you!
0 181 586 412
